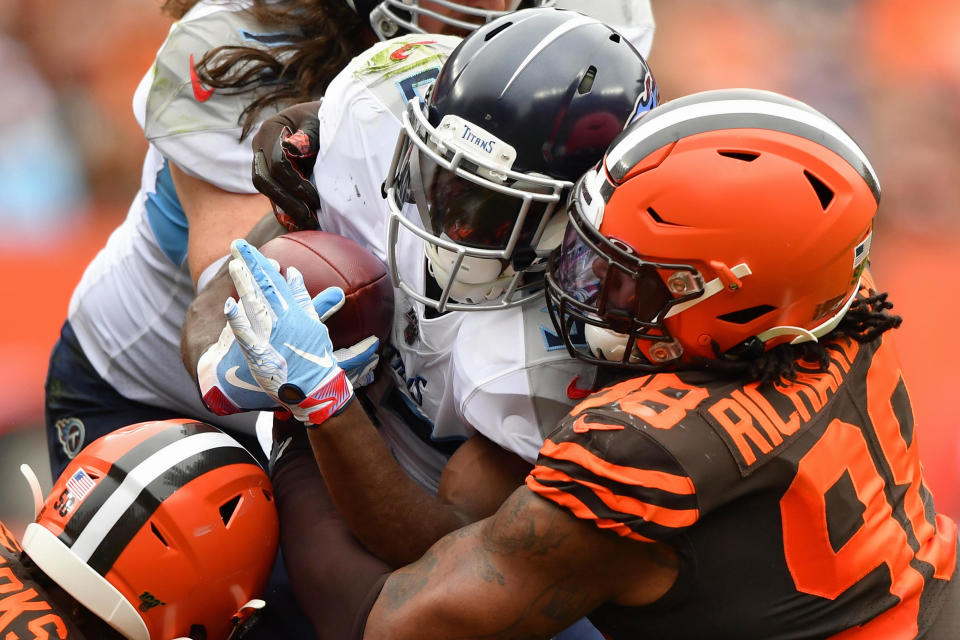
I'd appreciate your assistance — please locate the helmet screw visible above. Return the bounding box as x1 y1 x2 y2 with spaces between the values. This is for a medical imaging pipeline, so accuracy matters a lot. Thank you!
649 341 682 362
378 19 398 37
667 272 690 294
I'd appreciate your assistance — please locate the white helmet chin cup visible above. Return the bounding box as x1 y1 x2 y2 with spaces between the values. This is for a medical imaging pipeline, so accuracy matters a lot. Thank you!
426 243 514 304
584 323 631 361
583 324 634 361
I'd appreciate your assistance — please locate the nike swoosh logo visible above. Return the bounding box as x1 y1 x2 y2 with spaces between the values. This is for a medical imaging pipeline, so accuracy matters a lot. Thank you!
284 343 334 368
390 40 437 61
189 54 214 102
572 415 624 434
225 366 263 392
566 375 594 400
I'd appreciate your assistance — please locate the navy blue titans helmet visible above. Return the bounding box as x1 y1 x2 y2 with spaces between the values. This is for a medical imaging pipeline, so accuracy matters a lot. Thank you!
384 7 658 312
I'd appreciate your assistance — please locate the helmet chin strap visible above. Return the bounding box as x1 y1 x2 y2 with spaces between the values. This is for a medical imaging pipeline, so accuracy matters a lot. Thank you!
755 277 862 345
19 463 43 521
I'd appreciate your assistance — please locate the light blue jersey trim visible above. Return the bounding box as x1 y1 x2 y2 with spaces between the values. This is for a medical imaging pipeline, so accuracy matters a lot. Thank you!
145 160 189 266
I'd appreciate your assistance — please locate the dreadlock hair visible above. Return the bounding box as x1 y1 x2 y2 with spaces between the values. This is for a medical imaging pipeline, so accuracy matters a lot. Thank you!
702 288 903 385
163 0 370 139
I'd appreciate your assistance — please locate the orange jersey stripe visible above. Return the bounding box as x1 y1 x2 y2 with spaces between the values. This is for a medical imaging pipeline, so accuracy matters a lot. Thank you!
540 438 695 495
530 465 699 529
525 476 656 543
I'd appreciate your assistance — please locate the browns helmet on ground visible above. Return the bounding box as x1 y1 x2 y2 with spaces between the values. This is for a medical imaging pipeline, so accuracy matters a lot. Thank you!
21 419 278 640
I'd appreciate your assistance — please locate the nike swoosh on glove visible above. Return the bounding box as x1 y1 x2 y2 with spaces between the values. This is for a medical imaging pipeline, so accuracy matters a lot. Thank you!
197 320 280 416
225 239 354 426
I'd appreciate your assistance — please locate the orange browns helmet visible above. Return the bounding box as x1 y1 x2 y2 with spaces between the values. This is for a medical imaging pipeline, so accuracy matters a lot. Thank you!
21 419 279 640
544 88 880 370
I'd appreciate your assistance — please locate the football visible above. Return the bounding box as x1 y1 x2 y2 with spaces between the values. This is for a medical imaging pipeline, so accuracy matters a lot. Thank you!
258 231 394 350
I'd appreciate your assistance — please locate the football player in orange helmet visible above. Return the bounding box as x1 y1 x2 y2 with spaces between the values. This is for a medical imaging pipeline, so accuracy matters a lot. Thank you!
2 419 278 640
543 88 882 372
303 89 958 639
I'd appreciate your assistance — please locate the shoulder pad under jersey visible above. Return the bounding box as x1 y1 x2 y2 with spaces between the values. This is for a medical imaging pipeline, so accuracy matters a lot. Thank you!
346 34 461 117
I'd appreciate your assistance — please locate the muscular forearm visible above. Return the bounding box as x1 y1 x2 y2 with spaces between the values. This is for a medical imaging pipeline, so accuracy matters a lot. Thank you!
271 436 390 639
308 401 474 567
180 213 284 382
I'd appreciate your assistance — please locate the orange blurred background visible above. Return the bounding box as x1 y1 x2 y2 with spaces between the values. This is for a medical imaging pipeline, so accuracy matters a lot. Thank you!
0 0 958 533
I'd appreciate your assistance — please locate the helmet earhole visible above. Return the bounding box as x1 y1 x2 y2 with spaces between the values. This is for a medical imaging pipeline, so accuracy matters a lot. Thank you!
150 522 169 548
219 495 242 527
578 67 597 95
804 170 835 210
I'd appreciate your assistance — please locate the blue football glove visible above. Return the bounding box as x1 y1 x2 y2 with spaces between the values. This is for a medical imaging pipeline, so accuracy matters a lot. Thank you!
197 318 279 416
197 254 288 416
333 335 380 388
224 239 355 426
197 248 381 416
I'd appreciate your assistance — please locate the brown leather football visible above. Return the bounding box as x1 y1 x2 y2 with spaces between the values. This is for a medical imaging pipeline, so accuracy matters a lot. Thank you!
258 231 394 350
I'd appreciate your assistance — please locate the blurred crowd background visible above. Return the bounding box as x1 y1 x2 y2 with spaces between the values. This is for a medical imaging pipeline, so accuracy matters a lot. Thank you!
1 0 958 536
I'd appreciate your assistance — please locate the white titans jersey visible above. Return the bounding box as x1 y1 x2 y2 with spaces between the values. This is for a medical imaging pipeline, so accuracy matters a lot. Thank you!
67 0 283 437
310 35 599 493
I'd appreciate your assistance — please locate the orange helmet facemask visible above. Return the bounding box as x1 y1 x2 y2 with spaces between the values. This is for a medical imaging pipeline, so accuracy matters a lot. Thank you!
21 419 279 640
545 88 880 371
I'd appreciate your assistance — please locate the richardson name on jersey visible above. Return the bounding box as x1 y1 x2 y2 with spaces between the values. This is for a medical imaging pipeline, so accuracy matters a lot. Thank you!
703 338 861 475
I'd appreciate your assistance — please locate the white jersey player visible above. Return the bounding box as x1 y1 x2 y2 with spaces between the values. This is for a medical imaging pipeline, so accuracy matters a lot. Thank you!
260 9 658 491
214 10 658 640
47 0 654 478
44 0 292 480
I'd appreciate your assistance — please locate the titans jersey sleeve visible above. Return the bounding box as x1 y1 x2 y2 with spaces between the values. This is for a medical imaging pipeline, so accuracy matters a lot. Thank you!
135 0 289 193
528 335 959 639
0 520 87 639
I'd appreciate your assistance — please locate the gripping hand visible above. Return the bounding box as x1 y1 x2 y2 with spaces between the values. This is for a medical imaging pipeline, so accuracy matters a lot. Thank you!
225 239 354 426
197 319 280 416
251 100 323 232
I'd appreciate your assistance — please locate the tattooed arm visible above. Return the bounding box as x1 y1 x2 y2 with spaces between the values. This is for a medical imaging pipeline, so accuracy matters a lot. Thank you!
362 486 679 640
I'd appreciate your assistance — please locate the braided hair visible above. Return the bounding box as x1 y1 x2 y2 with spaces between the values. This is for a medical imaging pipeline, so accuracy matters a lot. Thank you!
702 288 902 384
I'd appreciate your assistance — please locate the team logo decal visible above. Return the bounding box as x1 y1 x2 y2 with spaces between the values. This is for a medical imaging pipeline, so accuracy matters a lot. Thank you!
138 591 167 612
539 309 587 352
55 417 86 459
628 74 659 124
